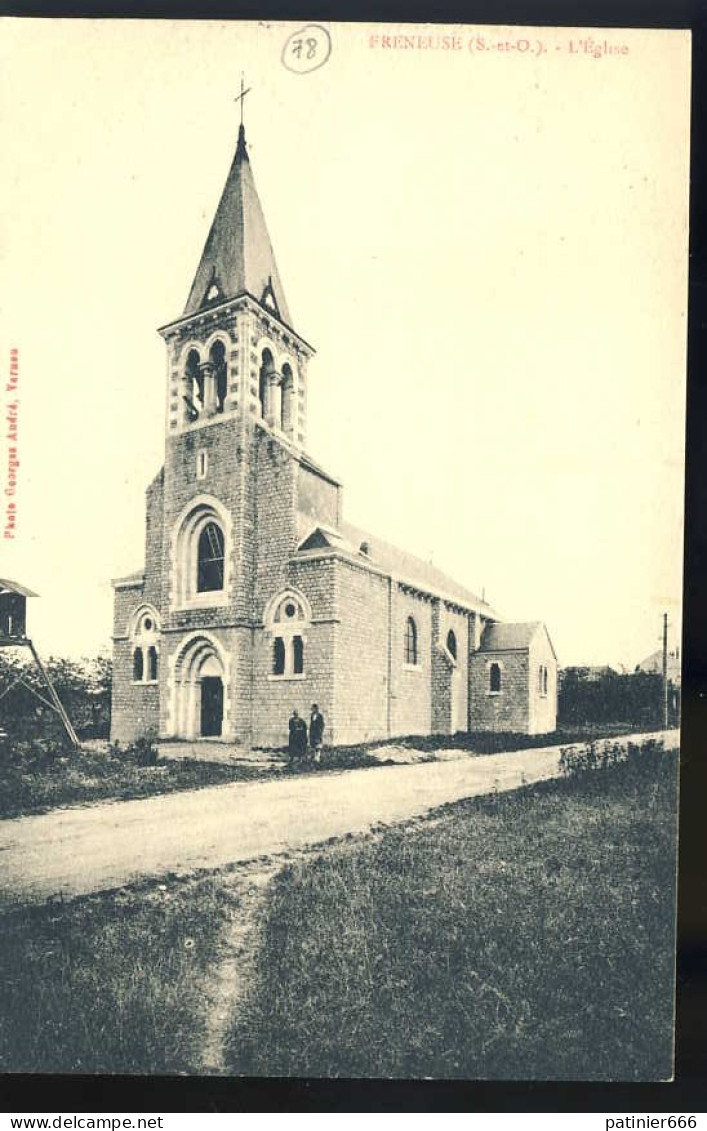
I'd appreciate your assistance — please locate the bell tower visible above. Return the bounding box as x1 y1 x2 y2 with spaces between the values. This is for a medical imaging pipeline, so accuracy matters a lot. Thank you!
135 112 321 745
157 122 314 448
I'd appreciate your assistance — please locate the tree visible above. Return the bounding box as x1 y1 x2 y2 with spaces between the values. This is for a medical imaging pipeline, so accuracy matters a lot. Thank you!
0 651 112 742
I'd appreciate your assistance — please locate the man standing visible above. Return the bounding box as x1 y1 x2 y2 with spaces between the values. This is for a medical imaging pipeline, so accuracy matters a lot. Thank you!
288 708 307 766
310 703 325 763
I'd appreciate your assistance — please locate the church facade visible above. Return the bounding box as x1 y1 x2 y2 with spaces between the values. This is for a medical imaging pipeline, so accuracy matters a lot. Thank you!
110 122 558 748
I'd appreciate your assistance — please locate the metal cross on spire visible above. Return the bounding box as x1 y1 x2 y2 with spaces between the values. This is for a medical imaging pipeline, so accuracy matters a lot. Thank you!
234 72 252 126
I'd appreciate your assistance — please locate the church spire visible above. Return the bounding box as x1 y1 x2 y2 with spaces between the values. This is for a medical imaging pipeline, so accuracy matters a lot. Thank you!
182 111 291 324
235 122 248 163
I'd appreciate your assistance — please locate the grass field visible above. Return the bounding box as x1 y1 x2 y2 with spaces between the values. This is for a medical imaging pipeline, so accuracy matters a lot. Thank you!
0 743 677 1078
0 869 240 1073
225 746 678 1080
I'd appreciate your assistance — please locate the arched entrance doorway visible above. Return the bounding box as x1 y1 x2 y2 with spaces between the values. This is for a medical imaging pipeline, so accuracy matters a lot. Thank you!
172 635 228 739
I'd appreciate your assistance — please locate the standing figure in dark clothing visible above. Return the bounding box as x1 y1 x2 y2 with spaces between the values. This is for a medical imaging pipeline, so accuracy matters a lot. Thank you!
310 703 325 763
288 708 308 765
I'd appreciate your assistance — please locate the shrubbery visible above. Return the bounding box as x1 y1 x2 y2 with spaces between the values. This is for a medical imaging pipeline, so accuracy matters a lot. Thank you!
559 736 665 778
0 653 111 742
128 731 159 766
558 667 677 729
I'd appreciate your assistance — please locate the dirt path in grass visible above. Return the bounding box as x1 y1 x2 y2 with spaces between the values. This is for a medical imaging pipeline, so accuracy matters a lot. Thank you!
0 730 677 906
198 860 281 1075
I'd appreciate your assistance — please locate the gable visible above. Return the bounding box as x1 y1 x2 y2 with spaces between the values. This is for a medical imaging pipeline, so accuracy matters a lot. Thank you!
298 528 334 552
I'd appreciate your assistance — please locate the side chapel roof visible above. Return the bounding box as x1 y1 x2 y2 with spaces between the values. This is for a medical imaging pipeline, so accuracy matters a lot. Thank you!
479 621 556 659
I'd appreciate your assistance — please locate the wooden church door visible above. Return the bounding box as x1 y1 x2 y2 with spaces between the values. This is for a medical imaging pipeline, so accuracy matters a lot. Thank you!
200 676 224 737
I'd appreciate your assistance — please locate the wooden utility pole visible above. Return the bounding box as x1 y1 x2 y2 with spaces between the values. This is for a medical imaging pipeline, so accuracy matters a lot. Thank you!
27 639 80 746
662 612 669 730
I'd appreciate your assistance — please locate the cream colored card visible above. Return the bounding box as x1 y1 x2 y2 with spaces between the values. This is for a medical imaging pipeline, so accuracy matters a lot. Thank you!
0 20 690 1080
0 21 689 665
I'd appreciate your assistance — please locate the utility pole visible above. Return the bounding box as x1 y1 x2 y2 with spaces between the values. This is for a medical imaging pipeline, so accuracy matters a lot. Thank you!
662 612 669 730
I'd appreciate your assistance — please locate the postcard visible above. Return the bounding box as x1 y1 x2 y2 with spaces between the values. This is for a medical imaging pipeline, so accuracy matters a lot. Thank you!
0 20 690 1079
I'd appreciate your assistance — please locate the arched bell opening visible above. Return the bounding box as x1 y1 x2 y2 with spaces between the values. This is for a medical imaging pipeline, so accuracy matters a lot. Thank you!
209 339 228 414
281 362 295 436
183 349 203 423
259 348 274 420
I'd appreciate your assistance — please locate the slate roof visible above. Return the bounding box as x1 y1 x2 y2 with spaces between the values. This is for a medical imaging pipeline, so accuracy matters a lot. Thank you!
298 526 357 555
296 520 496 616
183 125 291 323
0 578 38 598
479 621 543 652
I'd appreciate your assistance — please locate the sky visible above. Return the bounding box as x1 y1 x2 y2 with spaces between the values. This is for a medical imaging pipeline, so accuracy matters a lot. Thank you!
0 20 691 668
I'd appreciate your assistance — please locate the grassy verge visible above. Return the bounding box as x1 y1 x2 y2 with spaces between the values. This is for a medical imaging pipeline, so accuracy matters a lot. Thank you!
0 742 269 820
400 722 665 755
0 740 390 819
225 746 678 1080
0 870 241 1073
2 725 662 819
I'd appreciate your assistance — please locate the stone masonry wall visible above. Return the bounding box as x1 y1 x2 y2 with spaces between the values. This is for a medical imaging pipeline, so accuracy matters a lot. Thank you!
111 469 167 744
143 469 165 607
251 428 298 623
333 559 389 745
250 621 336 748
250 555 338 748
111 636 160 743
161 414 244 626
430 601 452 735
390 586 433 737
528 630 558 735
469 650 530 733
431 604 471 735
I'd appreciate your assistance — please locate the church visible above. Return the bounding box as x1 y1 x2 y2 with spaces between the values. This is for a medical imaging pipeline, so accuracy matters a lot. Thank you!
110 116 558 748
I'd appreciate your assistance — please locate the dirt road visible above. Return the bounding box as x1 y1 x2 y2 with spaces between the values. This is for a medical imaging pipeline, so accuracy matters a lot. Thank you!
0 731 677 904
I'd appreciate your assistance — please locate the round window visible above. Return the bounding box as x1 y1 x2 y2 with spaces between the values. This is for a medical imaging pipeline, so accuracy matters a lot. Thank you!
284 602 296 619
143 617 153 632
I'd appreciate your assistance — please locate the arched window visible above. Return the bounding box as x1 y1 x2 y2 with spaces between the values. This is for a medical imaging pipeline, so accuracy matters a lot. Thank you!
173 500 231 607
210 340 227 414
405 617 418 666
273 637 286 676
259 348 274 419
266 590 310 679
130 605 160 684
489 662 502 693
184 349 202 423
197 522 225 593
447 629 457 661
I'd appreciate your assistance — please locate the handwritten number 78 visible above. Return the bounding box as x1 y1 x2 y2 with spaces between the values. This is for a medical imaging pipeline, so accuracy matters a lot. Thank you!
290 37 318 60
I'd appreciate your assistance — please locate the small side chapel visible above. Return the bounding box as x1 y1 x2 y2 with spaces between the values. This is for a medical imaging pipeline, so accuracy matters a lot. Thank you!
110 117 558 748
